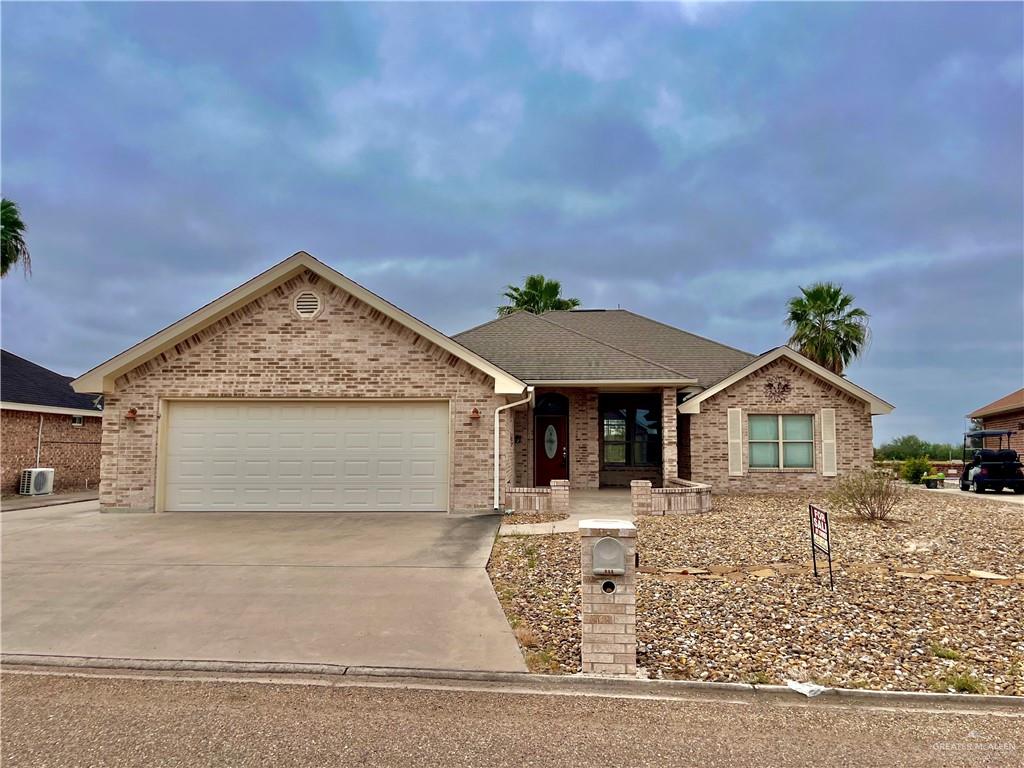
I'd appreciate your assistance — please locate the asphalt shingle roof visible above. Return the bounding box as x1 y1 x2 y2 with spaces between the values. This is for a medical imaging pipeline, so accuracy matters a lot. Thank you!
969 388 1024 419
452 312 691 382
541 309 756 388
0 350 103 412
453 309 755 387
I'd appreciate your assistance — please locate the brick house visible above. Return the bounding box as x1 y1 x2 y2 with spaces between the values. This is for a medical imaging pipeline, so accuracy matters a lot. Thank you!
1 350 104 494
968 389 1024 454
71 251 892 513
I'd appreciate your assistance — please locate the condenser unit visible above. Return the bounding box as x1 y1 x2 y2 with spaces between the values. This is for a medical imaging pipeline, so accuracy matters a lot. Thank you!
19 468 54 496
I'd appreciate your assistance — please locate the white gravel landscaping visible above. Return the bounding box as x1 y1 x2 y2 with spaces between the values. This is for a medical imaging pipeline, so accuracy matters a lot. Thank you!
488 492 1024 694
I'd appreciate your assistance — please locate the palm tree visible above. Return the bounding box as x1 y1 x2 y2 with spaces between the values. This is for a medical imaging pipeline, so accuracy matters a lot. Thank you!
497 274 581 316
1 199 31 277
785 282 869 374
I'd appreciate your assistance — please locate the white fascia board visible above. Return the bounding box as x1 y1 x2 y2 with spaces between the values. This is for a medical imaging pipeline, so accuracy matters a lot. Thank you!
677 347 895 416
527 378 697 387
1 402 104 418
71 252 527 396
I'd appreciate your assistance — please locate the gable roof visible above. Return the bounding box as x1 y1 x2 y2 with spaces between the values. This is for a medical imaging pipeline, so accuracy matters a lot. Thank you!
1 349 103 415
453 311 697 385
541 309 756 388
677 346 894 416
969 388 1024 419
71 252 527 395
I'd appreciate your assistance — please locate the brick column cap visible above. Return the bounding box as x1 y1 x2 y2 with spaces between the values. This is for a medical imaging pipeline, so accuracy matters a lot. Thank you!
550 479 570 488
578 518 636 537
630 480 653 488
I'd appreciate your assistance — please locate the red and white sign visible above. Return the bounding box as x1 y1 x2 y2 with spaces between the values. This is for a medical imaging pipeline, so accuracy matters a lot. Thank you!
810 505 830 554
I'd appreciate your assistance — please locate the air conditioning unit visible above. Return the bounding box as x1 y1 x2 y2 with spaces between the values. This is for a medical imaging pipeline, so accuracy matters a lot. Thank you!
19 468 55 496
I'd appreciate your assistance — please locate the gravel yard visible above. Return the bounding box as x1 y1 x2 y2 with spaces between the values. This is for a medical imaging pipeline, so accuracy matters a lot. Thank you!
488 493 1024 694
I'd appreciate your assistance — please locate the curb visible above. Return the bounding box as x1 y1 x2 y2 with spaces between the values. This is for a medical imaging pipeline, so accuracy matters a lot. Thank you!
3 654 1020 709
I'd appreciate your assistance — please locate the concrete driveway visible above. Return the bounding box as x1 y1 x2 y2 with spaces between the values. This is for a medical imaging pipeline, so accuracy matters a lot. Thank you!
1 502 525 672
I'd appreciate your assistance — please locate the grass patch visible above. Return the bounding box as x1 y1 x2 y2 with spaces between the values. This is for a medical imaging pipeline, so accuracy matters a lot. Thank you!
747 671 774 685
928 672 986 694
525 544 538 570
525 649 561 673
514 625 539 648
929 643 962 661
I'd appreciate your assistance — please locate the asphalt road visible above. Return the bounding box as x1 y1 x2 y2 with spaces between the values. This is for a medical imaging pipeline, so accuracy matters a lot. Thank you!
2 671 1021 767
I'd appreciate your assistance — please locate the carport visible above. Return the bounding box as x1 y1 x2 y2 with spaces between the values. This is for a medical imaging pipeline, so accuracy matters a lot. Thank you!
1 502 525 672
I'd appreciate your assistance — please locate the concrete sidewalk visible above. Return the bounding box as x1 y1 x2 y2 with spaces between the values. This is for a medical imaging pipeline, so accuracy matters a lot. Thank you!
0 490 99 512
500 489 633 535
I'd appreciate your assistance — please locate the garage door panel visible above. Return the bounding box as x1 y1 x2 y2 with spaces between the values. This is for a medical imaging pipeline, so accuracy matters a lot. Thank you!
165 401 450 512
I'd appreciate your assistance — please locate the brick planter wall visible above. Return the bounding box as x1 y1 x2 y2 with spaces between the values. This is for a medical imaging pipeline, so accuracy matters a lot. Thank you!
631 478 712 515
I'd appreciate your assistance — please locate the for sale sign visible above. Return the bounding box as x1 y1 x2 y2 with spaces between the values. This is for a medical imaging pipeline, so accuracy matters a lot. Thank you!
808 504 834 590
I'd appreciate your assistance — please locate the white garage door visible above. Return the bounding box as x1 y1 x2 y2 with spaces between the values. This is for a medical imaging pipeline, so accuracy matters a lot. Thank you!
164 401 449 512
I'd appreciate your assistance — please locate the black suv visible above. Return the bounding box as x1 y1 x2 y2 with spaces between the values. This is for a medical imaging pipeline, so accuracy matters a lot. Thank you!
959 430 1024 494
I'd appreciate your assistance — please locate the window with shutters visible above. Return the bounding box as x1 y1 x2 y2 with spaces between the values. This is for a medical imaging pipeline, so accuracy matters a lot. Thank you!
748 414 814 469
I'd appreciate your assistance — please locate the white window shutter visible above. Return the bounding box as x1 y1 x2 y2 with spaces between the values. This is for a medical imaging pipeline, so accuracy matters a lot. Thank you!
821 408 837 477
727 408 743 476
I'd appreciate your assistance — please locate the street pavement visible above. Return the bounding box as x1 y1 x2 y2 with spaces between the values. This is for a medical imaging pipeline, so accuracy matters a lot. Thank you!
2 670 1021 767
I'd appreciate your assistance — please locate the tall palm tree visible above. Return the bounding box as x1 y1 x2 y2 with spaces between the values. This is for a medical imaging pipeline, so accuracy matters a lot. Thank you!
785 282 869 374
497 274 581 316
1 199 31 277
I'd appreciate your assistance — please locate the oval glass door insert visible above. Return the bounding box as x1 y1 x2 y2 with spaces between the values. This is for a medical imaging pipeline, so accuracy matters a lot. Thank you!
544 424 558 459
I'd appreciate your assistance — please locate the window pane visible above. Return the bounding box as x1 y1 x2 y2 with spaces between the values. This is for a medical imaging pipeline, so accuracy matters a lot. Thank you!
783 442 814 468
749 415 778 440
783 415 813 441
634 408 660 439
749 442 779 468
632 441 661 466
603 412 627 441
604 443 626 464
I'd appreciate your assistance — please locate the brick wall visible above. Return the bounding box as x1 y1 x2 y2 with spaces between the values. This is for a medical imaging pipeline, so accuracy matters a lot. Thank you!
980 410 1024 453
1 409 102 493
99 270 510 512
688 358 874 492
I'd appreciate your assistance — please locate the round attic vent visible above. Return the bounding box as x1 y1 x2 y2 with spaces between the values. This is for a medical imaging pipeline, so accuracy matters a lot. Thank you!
294 291 322 318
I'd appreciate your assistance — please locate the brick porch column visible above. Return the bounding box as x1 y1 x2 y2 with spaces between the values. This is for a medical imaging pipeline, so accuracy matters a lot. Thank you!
550 479 570 515
661 387 678 483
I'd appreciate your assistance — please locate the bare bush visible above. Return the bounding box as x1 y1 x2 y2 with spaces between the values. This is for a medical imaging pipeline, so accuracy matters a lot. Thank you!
827 470 907 521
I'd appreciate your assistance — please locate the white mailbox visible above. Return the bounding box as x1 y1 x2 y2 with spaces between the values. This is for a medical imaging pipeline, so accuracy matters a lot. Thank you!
592 536 626 576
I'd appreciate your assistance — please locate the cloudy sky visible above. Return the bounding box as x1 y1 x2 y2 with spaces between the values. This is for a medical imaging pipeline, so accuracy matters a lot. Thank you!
2 2 1021 444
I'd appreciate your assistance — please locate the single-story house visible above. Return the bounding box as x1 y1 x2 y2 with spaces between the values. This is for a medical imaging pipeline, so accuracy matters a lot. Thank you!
72 251 892 513
1 349 104 494
968 389 1024 453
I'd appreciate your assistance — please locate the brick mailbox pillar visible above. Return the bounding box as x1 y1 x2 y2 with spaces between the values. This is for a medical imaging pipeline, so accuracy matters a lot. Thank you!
579 518 637 676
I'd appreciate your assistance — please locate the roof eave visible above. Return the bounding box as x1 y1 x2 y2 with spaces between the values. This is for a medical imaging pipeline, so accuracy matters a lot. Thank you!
71 252 527 396
677 347 894 416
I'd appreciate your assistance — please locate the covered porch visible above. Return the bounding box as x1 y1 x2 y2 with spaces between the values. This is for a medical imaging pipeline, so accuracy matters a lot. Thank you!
508 386 686 490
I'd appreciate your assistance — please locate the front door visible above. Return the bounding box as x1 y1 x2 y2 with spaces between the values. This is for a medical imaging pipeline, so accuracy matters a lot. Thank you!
535 415 569 486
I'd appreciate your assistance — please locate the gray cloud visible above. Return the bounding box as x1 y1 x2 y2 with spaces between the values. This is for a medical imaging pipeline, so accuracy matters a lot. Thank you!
1 2 1020 444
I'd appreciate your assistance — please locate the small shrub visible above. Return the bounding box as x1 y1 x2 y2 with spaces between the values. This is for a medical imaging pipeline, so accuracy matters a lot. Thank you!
929 643 961 661
928 672 985 694
827 470 907 521
514 625 539 648
901 456 932 484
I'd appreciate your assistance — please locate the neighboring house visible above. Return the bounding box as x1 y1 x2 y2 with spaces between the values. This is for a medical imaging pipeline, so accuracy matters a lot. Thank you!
71 252 892 513
968 389 1024 453
1 349 104 494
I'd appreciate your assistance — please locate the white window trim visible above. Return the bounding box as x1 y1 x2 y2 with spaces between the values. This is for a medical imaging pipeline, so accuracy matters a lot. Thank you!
748 414 815 470
71 415 85 427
